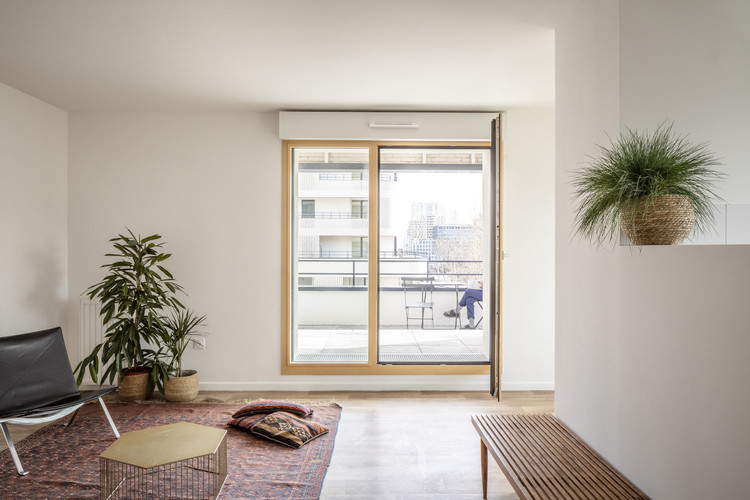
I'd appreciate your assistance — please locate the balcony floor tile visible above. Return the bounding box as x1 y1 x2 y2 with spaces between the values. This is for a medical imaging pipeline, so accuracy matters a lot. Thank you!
295 327 489 362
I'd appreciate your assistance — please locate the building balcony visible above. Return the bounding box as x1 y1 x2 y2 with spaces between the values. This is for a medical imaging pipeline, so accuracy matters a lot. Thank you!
298 213 370 233
299 216 369 236
297 172 395 197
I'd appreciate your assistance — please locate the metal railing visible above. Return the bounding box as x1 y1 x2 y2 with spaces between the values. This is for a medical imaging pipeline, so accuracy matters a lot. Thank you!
316 173 397 181
296 256 481 290
298 251 368 258
296 250 457 259
300 211 368 219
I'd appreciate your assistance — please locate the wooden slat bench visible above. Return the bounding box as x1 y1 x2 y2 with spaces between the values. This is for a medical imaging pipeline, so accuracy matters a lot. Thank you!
471 414 650 499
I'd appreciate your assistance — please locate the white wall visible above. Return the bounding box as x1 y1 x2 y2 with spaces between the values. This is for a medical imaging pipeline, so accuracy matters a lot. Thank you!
502 108 556 389
556 1 750 498
67 110 555 391
68 112 283 385
620 1 750 204
0 83 68 337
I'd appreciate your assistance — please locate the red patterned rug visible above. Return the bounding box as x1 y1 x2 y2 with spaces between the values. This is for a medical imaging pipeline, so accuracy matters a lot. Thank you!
0 402 341 499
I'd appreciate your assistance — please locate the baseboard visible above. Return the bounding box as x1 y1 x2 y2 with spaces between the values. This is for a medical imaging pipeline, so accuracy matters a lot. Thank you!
198 380 489 391
80 379 554 392
500 381 555 391
197 380 554 392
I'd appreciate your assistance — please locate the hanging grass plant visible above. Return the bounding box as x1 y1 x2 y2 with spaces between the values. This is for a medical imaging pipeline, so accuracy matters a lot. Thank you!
572 123 725 246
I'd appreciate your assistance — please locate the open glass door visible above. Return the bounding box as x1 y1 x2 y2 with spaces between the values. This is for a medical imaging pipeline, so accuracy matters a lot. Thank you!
489 115 503 398
377 146 491 364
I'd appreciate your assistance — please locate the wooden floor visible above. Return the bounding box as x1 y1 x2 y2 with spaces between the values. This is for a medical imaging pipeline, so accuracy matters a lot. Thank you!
1 390 553 499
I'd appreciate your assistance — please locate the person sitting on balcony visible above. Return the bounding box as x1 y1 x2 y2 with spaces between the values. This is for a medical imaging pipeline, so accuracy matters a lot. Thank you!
443 279 483 329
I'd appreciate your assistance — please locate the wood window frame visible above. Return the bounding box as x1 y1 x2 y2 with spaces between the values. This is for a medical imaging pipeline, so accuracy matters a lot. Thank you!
281 140 491 375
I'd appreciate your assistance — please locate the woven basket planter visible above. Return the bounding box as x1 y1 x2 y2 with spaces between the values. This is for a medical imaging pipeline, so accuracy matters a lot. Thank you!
164 370 200 402
118 370 154 402
620 194 695 245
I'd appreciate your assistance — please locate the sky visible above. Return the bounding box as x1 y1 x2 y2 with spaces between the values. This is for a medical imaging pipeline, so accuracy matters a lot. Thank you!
382 170 484 244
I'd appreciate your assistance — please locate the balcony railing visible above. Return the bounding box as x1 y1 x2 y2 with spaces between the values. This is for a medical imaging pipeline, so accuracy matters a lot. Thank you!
296 256 481 290
297 172 395 196
300 211 368 219
297 218 370 232
316 173 396 182
294 257 482 330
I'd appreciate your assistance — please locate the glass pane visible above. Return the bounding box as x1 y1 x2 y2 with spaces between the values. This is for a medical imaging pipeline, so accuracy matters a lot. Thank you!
378 147 490 364
290 148 369 363
301 200 315 218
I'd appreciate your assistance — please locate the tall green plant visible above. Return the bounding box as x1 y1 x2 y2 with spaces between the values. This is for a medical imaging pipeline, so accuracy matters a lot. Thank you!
572 123 724 246
75 229 184 385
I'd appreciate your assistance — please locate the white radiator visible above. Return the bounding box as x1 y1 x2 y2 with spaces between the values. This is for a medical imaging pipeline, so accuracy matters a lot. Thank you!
79 300 105 363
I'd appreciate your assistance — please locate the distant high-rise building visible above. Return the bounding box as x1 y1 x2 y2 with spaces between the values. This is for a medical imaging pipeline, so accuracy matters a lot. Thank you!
406 203 444 257
409 201 440 220
433 223 476 259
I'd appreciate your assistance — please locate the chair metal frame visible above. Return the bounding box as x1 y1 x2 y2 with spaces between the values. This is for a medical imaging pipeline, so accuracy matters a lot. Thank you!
1 395 119 475
458 299 484 329
402 276 435 329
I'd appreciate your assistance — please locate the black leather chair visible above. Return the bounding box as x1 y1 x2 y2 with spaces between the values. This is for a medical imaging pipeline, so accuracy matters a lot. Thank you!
0 327 119 475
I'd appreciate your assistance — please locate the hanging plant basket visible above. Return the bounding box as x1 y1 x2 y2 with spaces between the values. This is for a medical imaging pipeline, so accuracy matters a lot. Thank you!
571 123 724 247
620 194 695 245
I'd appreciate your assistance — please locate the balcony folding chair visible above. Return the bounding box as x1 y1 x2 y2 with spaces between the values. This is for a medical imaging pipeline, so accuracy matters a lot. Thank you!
474 301 484 328
458 300 484 329
0 327 119 475
402 277 435 329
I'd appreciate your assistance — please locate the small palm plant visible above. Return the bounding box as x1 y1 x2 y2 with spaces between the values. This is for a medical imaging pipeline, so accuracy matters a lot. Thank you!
572 123 724 246
152 308 207 401
154 308 207 380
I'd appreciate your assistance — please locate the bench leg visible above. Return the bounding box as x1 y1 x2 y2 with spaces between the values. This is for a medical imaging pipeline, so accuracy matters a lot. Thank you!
1 422 28 476
480 438 488 499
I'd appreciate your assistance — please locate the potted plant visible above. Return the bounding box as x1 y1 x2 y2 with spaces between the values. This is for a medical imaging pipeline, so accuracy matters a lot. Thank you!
572 123 725 246
75 229 184 401
153 308 207 402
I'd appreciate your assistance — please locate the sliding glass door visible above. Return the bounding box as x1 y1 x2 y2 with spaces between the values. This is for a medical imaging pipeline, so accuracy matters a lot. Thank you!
378 147 490 364
283 141 492 373
289 147 369 363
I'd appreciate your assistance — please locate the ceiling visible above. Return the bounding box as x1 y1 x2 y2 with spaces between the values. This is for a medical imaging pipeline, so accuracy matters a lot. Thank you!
0 0 577 112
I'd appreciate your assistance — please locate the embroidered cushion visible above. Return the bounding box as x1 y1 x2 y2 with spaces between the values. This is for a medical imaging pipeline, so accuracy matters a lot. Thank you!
231 400 313 419
249 412 329 449
226 414 265 431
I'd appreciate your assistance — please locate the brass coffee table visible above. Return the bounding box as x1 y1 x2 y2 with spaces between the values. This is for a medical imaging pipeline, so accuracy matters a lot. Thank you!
100 422 227 500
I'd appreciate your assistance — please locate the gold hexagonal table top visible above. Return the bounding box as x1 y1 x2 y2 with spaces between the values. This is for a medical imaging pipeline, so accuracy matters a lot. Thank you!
100 421 226 469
